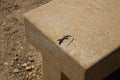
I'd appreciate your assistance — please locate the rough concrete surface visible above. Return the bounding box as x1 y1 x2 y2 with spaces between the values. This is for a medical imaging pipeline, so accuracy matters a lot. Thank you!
24 0 120 80
43 57 61 80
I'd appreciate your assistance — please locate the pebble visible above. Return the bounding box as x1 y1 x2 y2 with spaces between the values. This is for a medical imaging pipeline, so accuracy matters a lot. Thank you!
25 75 29 78
17 10 21 13
25 65 35 71
20 46 23 50
11 22 14 25
28 72 33 76
2 21 6 26
31 65 35 69
16 64 22 69
32 73 36 77
21 62 31 67
21 63 28 67
25 66 32 71
10 60 14 66
4 62 8 66
13 68 20 73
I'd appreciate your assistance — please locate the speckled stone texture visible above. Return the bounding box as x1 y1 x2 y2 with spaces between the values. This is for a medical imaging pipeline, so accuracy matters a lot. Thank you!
24 0 120 80
43 57 61 80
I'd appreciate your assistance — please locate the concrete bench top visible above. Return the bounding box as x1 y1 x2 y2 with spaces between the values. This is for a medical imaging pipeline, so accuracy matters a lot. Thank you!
24 0 120 80
24 0 120 69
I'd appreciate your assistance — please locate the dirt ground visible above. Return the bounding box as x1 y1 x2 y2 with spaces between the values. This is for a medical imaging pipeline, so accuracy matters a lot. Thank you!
0 0 51 80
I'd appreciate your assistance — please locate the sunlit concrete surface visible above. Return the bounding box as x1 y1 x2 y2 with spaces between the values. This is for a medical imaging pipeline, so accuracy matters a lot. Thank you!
24 0 120 80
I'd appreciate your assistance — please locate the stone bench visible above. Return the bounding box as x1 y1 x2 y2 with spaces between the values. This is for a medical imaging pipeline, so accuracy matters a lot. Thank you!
24 0 120 80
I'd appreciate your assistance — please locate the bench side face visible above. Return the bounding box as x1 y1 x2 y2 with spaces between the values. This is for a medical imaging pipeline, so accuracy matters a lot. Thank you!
85 47 120 80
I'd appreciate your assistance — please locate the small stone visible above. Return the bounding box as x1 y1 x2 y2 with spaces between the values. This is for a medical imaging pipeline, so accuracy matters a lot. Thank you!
25 65 35 71
10 61 14 66
11 22 14 25
21 63 27 67
16 64 22 69
16 64 20 67
13 68 20 73
17 10 20 13
28 72 33 76
2 21 6 26
25 75 29 78
32 73 36 77
31 65 35 69
25 66 32 71
21 62 31 68
4 62 8 66
20 46 23 50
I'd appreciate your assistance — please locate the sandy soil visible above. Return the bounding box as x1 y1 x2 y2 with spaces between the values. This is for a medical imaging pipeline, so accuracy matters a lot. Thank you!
0 0 51 80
